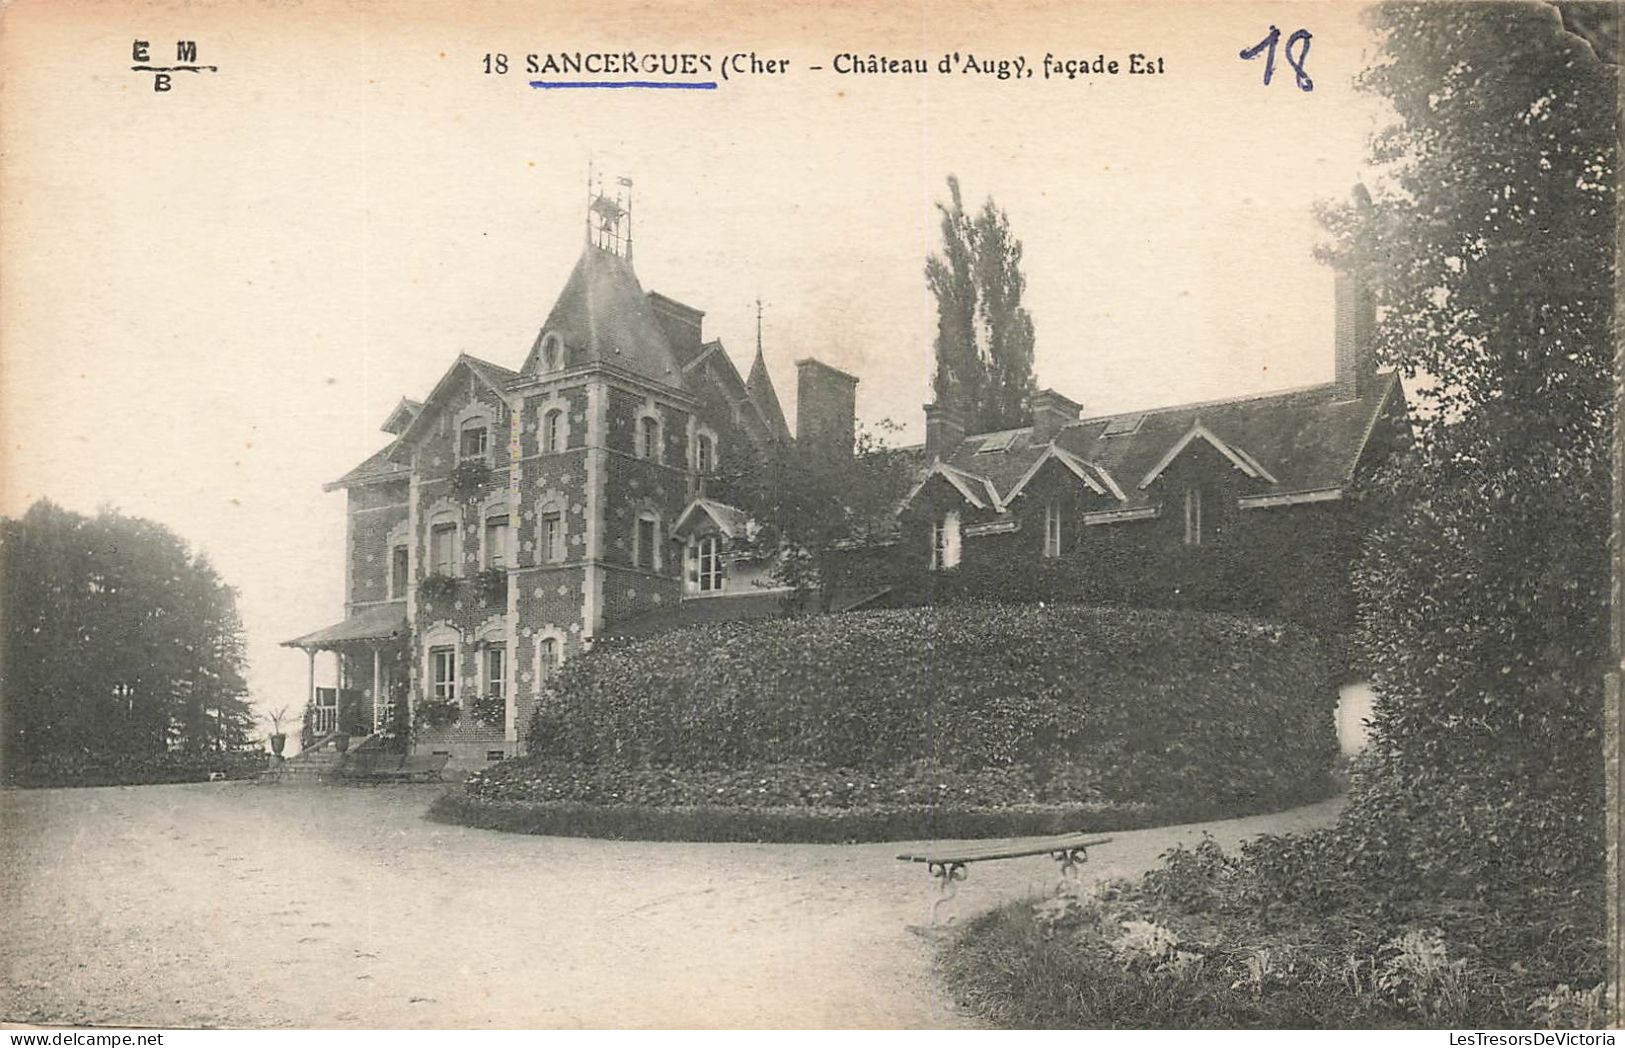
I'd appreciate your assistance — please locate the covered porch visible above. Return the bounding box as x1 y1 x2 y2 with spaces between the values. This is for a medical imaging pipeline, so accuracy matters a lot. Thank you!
281 604 410 742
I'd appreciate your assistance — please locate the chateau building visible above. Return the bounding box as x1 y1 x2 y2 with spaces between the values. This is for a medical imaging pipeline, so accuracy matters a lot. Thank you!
284 188 857 764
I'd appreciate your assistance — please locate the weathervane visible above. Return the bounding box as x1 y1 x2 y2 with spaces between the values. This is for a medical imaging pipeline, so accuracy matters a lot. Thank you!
585 160 634 261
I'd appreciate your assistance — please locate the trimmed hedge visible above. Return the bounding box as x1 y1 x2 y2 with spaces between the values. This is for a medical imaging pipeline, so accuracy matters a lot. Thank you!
428 790 1273 844
4 749 270 788
528 604 1336 803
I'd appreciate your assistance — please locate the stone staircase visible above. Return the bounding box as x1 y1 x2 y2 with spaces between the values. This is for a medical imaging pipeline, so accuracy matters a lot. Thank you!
260 731 384 785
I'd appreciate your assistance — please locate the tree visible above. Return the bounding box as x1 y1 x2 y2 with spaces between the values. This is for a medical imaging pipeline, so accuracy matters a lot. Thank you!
0 500 256 767
714 421 917 613
927 177 1037 432
1328 1 1616 879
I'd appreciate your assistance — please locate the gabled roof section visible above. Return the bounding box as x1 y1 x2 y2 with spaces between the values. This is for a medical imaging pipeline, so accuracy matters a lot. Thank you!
380 398 423 435
900 461 1001 512
672 498 754 540
1004 445 1124 503
746 348 793 444
396 353 516 447
522 244 687 388
324 440 410 492
1137 421 1280 489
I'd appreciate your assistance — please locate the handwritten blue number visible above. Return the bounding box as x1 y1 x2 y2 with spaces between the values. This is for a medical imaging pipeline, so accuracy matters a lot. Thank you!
1240 25 1313 92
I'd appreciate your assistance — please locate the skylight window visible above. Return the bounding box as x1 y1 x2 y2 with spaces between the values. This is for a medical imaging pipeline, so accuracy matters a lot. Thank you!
1102 415 1144 437
976 431 1019 454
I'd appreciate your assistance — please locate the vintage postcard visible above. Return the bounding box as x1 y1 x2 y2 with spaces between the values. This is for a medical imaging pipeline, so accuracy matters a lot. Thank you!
1 0 1618 1034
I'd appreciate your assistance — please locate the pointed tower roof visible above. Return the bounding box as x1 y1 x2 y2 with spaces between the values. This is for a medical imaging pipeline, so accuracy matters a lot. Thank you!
746 346 792 444
523 244 686 388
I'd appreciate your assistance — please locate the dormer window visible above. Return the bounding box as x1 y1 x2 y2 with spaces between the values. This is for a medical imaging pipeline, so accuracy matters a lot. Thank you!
930 510 962 571
459 419 489 461
540 333 564 373
638 416 661 462
543 409 564 454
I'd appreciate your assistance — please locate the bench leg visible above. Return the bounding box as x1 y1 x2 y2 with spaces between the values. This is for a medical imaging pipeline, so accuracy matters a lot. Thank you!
1049 846 1090 894
928 861 967 926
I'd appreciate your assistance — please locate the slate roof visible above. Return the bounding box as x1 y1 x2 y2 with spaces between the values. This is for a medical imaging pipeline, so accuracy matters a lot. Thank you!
528 245 688 387
923 373 1403 513
324 441 409 491
746 347 793 444
282 602 408 649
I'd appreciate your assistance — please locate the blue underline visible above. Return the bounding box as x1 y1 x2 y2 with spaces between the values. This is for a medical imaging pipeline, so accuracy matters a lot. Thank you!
529 80 719 90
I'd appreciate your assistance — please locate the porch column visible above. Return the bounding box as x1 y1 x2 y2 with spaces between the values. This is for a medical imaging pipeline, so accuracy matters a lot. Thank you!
372 647 383 733
306 648 316 711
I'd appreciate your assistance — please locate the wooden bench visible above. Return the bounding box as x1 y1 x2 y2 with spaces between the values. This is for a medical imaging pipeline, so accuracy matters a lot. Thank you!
897 833 1113 925
339 752 450 783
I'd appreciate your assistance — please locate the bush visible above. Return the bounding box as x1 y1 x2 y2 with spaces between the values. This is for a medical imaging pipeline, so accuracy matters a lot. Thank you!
942 835 1605 1029
4 749 269 788
528 604 1338 813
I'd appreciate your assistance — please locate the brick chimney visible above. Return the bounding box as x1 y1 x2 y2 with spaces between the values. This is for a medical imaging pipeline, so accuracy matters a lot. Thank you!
924 401 966 462
796 358 859 461
1333 184 1378 401
1029 388 1083 444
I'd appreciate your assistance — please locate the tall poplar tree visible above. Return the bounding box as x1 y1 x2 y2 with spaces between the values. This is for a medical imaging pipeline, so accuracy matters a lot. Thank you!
926 176 1037 433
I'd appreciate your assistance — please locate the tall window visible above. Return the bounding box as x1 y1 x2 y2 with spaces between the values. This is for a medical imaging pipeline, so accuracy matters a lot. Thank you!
430 647 456 701
696 434 714 474
930 510 962 571
430 522 458 575
390 545 409 598
484 514 510 569
1044 499 1062 558
697 534 723 592
638 416 660 462
485 645 506 700
538 637 559 686
540 510 564 563
636 514 659 570
543 409 563 453
1184 486 1205 546
460 419 489 460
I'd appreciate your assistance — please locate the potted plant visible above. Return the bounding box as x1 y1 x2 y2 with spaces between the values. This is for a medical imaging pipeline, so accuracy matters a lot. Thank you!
267 707 290 760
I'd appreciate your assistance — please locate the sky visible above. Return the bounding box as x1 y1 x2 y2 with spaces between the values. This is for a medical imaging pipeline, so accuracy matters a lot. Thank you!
0 0 1389 729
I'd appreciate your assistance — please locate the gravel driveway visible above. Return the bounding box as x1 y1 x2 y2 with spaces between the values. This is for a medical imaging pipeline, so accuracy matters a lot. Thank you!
0 783 1341 1028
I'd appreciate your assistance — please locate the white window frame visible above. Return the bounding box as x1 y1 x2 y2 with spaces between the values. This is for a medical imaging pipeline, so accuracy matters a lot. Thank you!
695 533 724 593
693 427 718 474
429 517 460 576
484 643 507 701
538 502 565 564
637 415 661 462
543 408 565 454
930 510 962 571
483 512 511 569
430 646 457 702
1044 499 1062 558
459 417 491 462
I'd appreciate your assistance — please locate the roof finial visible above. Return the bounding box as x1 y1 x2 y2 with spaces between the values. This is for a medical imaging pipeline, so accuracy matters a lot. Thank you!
584 158 593 245
755 297 764 356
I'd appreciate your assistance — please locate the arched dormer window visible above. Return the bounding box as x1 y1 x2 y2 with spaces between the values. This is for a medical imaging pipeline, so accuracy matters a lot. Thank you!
543 408 565 454
637 415 661 463
539 333 564 373
634 511 662 571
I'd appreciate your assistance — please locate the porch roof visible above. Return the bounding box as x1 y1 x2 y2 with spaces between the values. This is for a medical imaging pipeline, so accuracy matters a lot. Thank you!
282 603 408 650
